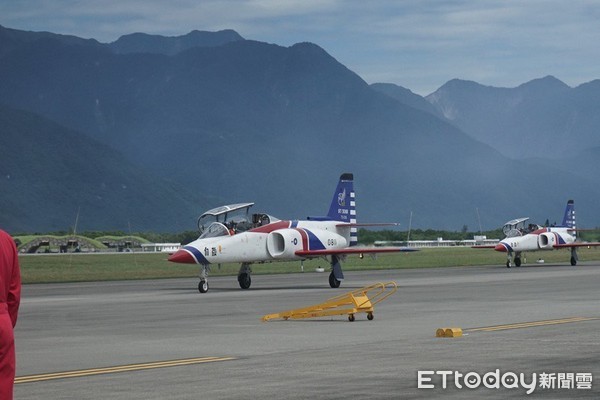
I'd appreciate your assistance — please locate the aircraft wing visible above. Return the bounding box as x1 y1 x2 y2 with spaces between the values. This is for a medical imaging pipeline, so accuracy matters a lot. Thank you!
295 247 418 257
553 242 600 249
335 223 400 227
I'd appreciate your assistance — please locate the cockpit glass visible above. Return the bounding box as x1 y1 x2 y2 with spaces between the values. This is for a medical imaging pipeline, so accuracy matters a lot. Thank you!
199 222 230 239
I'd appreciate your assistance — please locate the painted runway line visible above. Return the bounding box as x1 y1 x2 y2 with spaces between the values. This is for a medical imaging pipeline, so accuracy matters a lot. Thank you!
465 316 599 333
15 356 236 384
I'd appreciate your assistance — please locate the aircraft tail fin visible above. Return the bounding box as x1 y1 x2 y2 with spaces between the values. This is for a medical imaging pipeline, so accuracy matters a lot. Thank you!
561 199 576 233
327 173 357 245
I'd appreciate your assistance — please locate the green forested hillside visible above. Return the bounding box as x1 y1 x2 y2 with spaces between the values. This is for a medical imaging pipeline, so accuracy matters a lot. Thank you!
0 105 208 232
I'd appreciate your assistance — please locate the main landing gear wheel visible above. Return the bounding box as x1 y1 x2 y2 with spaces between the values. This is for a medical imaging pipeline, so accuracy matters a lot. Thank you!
571 257 577 266
238 273 251 289
348 314 355 322
329 272 341 288
367 312 374 321
198 280 209 293
506 261 511 268
514 257 522 267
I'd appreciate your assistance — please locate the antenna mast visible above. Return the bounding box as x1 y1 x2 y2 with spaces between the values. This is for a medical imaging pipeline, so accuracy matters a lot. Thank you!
476 208 483 234
407 211 413 243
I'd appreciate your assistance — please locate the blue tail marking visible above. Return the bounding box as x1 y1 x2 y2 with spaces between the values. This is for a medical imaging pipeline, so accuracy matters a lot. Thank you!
327 173 357 246
561 199 575 229
560 199 576 238
307 173 357 245
327 173 355 223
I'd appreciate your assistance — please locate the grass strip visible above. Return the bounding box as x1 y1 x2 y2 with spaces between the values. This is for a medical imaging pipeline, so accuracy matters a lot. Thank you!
19 247 600 284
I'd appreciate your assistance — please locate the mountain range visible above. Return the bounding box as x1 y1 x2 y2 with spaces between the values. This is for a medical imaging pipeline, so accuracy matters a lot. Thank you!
1 24 599 233
425 76 600 159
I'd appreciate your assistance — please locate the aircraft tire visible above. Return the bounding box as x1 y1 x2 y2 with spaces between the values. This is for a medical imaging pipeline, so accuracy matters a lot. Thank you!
348 314 355 322
367 312 374 321
506 261 511 268
515 257 521 267
198 280 209 293
329 272 341 288
238 273 251 289
571 257 577 266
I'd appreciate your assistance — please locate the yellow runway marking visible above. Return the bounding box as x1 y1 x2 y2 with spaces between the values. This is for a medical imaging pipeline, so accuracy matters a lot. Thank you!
15 356 235 384
465 316 599 333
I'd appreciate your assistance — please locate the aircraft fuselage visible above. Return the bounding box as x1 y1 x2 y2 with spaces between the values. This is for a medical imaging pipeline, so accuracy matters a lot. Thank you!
494 227 574 253
170 220 351 265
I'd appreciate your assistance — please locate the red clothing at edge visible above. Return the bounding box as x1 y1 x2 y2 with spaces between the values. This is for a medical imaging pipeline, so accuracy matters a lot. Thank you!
0 230 21 400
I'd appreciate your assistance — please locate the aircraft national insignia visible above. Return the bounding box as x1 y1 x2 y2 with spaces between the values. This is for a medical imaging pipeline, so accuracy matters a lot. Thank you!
338 189 346 206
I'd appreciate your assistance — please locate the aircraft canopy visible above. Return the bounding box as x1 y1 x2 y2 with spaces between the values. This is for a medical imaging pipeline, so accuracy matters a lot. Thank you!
198 222 231 239
198 203 254 233
502 217 529 237
200 203 255 218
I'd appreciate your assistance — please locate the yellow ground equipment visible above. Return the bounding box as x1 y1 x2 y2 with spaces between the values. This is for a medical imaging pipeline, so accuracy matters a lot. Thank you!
262 281 397 322
436 327 463 338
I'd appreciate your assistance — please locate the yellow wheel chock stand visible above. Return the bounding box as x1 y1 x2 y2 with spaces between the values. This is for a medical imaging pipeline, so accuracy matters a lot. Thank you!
262 281 397 322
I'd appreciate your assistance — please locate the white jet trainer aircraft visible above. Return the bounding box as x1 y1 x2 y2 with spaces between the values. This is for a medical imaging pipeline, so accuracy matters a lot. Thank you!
169 173 416 292
476 200 600 268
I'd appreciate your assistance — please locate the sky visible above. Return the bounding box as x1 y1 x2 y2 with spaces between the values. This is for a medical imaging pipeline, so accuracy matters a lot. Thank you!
2 0 599 95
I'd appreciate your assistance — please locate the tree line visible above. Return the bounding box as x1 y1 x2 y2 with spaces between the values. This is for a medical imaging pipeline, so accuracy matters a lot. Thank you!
15 227 600 245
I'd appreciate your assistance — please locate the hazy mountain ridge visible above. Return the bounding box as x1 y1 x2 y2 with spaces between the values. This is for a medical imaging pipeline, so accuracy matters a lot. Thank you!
2 25 600 232
109 29 245 55
0 24 244 57
0 24 102 51
371 83 443 118
426 75 600 159
0 104 210 232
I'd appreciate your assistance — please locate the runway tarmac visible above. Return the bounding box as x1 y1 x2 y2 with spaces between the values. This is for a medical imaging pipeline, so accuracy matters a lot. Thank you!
15 263 600 399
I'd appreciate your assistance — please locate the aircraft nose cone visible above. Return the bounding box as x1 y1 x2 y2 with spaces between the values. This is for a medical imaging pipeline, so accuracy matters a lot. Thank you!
494 243 507 252
168 249 197 264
